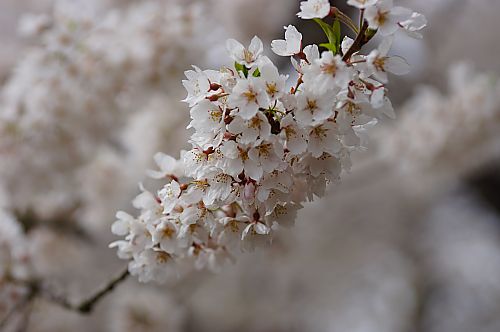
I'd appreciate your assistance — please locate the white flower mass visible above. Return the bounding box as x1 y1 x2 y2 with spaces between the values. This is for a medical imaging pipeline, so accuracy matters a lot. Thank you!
110 0 426 283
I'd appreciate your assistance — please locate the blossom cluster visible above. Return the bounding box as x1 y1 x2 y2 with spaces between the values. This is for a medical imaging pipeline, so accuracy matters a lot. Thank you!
111 0 426 283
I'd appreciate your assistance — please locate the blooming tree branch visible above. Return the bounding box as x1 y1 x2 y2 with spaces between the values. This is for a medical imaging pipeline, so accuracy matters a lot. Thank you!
110 0 426 284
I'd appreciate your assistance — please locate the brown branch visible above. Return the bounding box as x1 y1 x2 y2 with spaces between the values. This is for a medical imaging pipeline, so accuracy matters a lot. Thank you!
42 268 129 314
342 21 373 61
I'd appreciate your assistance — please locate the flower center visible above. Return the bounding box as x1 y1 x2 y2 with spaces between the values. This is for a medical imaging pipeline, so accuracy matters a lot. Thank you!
321 62 337 76
243 49 254 64
249 116 263 129
210 110 222 122
243 89 257 103
376 10 389 26
373 57 386 72
312 125 328 139
155 252 171 264
162 226 175 239
284 126 297 139
266 82 278 96
306 98 318 112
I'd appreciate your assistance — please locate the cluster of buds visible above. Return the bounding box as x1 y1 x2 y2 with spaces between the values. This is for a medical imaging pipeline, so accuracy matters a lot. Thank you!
111 0 426 283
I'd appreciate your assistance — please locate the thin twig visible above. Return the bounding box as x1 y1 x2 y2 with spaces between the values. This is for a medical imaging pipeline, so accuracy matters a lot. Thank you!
76 268 129 313
42 268 129 314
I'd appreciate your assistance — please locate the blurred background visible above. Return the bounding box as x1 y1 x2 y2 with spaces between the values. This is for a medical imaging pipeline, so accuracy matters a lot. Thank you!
1 0 500 331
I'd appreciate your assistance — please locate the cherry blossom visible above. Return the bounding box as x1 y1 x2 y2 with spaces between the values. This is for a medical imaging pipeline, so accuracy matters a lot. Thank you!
226 36 263 68
111 0 426 284
271 25 303 57
297 0 331 19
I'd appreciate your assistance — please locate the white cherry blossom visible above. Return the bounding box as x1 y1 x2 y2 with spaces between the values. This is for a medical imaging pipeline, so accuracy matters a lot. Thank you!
297 0 331 19
271 25 302 57
364 36 410 83
158 180 181 214
228 77 270 120
228 112 271 145
280 114 308 155
182 66 212 107
295 88 335 126
147 153 184 180
303 51 350 93
188 99 226 148
226 36 263 68
260 62 288 101
364 0 412 36
307 122 342 158
151 220 179 254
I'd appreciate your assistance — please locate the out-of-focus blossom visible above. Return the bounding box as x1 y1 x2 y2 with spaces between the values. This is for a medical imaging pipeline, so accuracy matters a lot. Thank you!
382 64 500 179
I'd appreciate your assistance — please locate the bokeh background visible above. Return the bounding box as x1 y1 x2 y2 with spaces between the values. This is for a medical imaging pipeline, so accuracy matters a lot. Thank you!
1 0 500 331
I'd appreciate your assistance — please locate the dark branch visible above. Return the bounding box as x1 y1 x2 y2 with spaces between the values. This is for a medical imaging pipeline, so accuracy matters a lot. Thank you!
342 21 374 61
42 268 129 314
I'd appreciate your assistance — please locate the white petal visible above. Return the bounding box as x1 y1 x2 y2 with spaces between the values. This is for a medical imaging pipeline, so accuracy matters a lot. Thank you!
382 98 395 119
254 222 270 235
249 36 263 57
341 37 354 55
378 36 394 56
371 88 385 109
291 57 301 73
284 25 302 54
111 219 129 236
226 38 244 60
227 115 246 135
241 223 253 240
245 160 263 181
385 56 410 75
271 39 289 56
378 21 400 36
303 44 319 63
